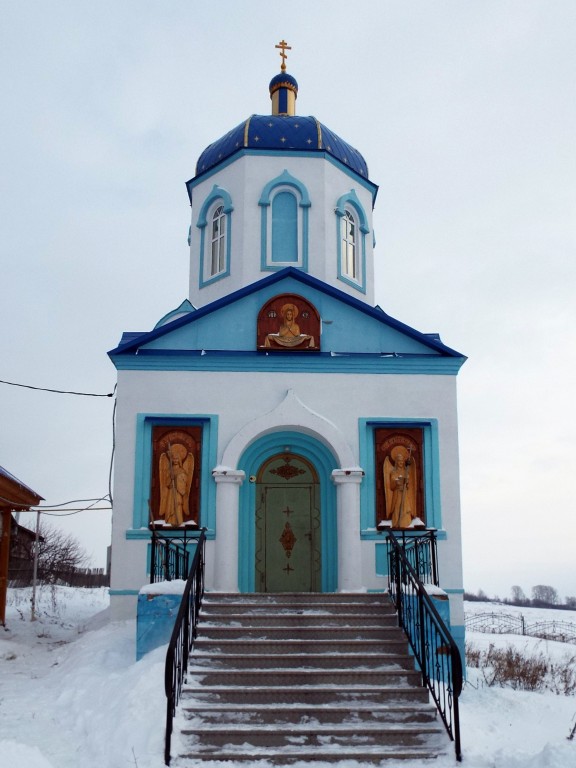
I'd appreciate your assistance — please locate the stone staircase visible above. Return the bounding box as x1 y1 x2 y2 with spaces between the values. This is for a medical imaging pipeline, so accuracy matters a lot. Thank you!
172 593 450 764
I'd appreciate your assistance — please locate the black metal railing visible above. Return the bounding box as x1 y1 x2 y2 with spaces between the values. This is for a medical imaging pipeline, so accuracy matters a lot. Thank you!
391 529 439 586
164 528 206 765
387 533 463 762
150 529 195 583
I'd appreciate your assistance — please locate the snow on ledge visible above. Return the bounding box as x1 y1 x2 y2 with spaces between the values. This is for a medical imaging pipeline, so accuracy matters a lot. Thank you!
423 583 449 599
139 579 186 596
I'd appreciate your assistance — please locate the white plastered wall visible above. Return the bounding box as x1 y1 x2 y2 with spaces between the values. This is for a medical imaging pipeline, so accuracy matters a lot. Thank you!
109 368 463 621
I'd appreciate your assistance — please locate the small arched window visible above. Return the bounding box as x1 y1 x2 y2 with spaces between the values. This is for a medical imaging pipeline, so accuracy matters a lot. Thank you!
259 170 311 271
272 191 298 263
335 190 369 294
341 210 357 280
211 205 226 276
196 185 233 288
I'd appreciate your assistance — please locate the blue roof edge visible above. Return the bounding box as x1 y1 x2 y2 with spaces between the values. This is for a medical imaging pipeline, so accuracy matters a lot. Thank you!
186 147 379 206
108 268 466 360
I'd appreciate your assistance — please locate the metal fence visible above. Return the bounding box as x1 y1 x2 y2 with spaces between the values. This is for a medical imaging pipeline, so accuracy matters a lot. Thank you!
465 612 576 645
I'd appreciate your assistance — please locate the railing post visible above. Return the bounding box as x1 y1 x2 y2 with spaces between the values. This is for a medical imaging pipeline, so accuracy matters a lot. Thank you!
430 530 439 585
163 540 169 582
393 541 402 616
150 530 157 584
418 584 428 682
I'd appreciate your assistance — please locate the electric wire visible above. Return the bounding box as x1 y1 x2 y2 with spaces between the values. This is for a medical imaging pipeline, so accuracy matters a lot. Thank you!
0 378 114 397
108 386 117 505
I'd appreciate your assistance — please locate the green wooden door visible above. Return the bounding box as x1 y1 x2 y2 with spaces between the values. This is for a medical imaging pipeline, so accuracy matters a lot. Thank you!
255 453 321 593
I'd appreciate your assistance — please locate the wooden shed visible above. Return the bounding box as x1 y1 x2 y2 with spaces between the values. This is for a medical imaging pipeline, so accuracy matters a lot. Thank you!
0 466 43 625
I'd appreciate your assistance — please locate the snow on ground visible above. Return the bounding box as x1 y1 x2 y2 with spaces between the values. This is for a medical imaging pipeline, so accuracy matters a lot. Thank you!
0 590 575 767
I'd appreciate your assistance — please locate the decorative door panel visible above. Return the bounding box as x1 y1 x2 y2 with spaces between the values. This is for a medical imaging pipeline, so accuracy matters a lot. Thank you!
255 454 321 592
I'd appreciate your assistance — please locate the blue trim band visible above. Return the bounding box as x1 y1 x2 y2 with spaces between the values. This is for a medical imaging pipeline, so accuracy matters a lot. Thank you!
113 353 464 375
125 528 208 540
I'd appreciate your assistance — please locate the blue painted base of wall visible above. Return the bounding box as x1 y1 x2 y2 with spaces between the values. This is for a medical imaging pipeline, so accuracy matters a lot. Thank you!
136 593 181 660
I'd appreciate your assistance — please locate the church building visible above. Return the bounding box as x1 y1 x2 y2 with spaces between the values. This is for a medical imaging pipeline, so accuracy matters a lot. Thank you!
108 43 467 658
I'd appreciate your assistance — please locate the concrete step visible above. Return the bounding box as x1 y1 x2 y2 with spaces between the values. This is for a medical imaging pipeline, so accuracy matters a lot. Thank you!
199 612 399 628
203 592 394 606
190 652 415 670
186 668 421 687
193 637 411 655
181 703 439 726
171 592 449 764
175 748 445 764
197 625 404 640
201 600 395 616
179 723 446 749
180 685 431 706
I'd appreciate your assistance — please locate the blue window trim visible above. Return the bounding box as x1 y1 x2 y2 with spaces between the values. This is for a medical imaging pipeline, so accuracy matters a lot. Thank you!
335 190 369 294
237 431 338 593
132 413 218 537
196 185 233 288
259 170 310 272
358 418 441 537
271 191 298 263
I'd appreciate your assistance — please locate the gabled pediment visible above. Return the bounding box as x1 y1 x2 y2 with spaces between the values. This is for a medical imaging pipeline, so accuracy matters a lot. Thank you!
109 269 465 371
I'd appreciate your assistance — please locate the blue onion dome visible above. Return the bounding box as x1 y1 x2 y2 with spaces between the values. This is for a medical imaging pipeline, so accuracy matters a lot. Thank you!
194 45 368 181
195 113 368 180
269 72 299 98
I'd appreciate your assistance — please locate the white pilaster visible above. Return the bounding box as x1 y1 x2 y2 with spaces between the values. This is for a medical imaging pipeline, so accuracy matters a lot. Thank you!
211 467 245 592
331 468 364 592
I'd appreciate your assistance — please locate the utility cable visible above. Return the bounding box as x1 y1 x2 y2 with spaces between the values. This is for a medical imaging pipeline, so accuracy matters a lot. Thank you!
0 378 114 397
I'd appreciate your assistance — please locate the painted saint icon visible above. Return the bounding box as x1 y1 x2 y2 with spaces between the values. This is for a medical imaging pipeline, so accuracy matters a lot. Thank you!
264 302 315 348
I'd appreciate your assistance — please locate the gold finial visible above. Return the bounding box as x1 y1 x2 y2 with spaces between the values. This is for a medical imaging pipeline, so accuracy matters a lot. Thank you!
275 39 291 72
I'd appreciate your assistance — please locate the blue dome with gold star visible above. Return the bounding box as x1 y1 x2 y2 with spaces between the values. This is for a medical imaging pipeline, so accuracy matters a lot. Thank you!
195 113 369 179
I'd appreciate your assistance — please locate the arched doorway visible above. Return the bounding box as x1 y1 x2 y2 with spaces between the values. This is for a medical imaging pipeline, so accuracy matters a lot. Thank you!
237 431 338 593
255 453 320 593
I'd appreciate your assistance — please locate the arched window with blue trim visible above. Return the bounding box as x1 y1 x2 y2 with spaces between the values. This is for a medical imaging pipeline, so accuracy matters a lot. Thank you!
335 190 369 294
196 185 233 287
341 210 357 279
211 205 226 275
272 191 298 262
259 170 310 271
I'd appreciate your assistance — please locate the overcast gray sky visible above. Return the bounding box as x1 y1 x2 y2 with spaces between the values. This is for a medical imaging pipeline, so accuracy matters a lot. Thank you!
1 1 575 600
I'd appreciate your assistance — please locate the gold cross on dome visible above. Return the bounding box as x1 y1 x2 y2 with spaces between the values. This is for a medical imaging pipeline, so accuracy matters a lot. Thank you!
275 39 291 71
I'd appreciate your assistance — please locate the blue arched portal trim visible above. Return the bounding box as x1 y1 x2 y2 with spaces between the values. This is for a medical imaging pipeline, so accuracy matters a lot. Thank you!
259 170 310 273
358 418 441 537
335 189 369 294
237 431 338 593
196 185 234 289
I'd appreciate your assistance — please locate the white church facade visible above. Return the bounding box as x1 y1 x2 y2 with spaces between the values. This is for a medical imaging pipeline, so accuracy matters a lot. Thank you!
108 46 467 658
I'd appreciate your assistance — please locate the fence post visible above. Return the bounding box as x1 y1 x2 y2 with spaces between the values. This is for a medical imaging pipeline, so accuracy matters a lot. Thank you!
430 530 439 585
